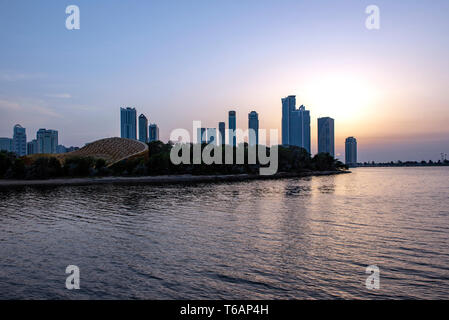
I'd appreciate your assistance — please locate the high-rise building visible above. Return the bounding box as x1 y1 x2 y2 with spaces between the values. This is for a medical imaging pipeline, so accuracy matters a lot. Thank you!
228 111 236 147
218 122 225 146
248 111 259 146
149 124 159 142
120 107 137 140
56 145 67 154
36 129 58 154
27 139 38 155
138 114 148 143
13 124 27 156
281 96 311 153
317 117 335 156
345 137 357 167
197 127 206 144
207 128 217 145
0 138 13 152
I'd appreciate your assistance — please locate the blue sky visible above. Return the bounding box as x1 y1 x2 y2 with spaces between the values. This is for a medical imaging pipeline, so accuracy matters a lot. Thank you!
1 0 448 161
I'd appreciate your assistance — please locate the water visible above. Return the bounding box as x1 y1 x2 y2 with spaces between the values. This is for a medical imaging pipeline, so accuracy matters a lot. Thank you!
0 167 448 299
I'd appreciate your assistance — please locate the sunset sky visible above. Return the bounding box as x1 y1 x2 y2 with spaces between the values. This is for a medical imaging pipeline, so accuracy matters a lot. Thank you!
1 0 448 162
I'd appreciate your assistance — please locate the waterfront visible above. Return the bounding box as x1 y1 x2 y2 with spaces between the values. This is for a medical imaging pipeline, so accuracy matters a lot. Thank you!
0 167 448 299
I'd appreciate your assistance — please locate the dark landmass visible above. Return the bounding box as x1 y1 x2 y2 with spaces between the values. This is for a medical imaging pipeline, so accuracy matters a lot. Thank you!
0 141 347 186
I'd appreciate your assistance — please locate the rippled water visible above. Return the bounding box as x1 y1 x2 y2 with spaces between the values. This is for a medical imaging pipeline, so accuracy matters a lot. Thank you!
0 167 448 299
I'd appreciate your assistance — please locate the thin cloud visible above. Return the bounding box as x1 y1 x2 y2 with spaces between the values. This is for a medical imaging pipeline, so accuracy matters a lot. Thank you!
45 93 72 99
0 72 46 82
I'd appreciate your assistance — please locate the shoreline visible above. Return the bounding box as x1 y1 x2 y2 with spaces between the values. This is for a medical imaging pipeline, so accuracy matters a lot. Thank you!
0 171 350 188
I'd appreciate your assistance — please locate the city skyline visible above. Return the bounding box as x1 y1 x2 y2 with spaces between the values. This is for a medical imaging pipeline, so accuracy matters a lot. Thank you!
1 1 449 161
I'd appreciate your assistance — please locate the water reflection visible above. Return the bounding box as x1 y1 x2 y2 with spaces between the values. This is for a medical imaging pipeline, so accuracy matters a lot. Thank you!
0 168 448 299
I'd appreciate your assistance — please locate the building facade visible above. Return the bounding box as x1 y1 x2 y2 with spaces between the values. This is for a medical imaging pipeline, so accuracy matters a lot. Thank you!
248 111 259 146
149 124 159 142
317 117 335 156
37 129 59 154
138 114 148 143
27 139 38 155
0 138 13 152
13 124 27 156
120 107 137 140
281 96 311 153
218 122 225 146
228 111 236 147
345 137 357 167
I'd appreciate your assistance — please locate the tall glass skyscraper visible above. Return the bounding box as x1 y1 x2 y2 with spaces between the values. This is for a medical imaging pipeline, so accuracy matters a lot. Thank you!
27 139 38 155
228 111 236 147
149 124 159 142
218 122 225 146
317 117 335 156
248 111 259 146
36 129 58 154
281 96 311 153
120 107 137 140
13 124 27 156
345 137 357 167
138 114 148 143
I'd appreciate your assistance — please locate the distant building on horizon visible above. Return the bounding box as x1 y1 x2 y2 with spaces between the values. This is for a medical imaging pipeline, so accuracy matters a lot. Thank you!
149 123 159 142
345 137 357 167
228 111 236 147
281 96 311 153
248 111 259 146
120 107 137 140
138 114 148 143
218 122 225 146
27 139 38 155
0 137 13 152
317 117 335 156
37 128 58 154
13 124 27 156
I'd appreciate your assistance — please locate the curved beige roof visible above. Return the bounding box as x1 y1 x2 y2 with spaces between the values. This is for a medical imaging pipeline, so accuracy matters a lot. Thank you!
64 137 148 166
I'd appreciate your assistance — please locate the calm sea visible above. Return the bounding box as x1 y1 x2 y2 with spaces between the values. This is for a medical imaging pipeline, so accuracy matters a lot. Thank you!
0 167 448 299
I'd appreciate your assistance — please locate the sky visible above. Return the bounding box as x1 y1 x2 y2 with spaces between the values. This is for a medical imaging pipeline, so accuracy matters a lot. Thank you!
0 0 448 162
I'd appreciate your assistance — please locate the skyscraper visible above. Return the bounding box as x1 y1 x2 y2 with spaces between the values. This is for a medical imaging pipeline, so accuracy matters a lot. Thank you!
138 114 148 143
228 111 236 147
218 122 225 146
317 117 335 156
248 111 259 146
120 107 137 140
345 137 357 167
36 129 58 154
207 128 217 145
13 124 27 156
149 124 159 142
281 96 311 153
0 138 13 152
27 139 38 155
197 127 206 144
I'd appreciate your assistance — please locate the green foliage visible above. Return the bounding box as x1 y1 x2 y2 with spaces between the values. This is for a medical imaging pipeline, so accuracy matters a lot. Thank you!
25 157 62 179
64 156 96 177
0 151 16 178
1 142 347 180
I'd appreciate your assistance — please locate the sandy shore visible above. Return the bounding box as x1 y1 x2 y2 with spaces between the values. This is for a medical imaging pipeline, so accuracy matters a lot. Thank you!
0 171 350 188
